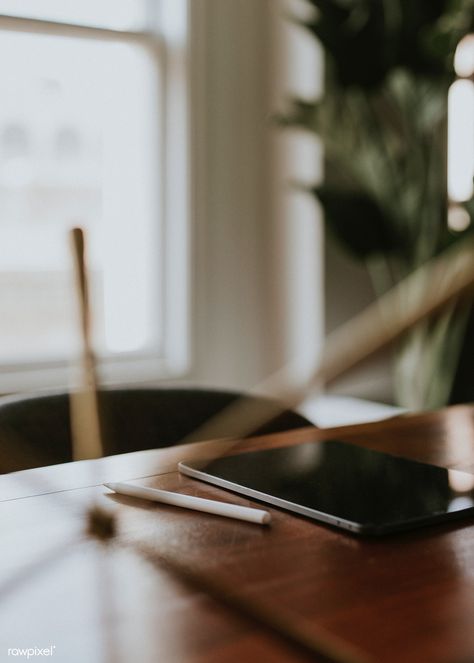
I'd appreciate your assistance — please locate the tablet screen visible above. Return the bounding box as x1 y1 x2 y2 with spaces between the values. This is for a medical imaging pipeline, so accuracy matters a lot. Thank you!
179 440 474 535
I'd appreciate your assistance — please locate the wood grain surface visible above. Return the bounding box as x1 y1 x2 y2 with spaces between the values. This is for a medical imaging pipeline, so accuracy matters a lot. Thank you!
1 404 474 663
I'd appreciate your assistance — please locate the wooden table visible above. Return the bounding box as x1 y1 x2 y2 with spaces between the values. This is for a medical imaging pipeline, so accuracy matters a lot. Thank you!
1 404 474 663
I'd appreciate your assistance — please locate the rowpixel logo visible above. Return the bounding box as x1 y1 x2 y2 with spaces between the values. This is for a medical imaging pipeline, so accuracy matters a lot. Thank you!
7 646 56 658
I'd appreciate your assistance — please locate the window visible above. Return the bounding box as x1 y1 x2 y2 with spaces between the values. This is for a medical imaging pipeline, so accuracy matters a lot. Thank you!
447 34 474 233
0 1 189 390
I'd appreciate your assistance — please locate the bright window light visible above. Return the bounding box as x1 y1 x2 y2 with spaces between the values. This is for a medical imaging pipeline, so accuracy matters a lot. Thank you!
0 30 161 363
0 0 148 31
447 79 474 203
454 34 474 79
448 204 471 232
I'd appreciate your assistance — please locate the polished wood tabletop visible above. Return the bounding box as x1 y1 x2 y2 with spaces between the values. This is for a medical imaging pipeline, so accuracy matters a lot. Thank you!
1 403 474 663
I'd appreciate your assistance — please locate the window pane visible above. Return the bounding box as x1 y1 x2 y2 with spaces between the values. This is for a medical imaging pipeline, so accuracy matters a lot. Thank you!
0 0 148 31
0 31 161 363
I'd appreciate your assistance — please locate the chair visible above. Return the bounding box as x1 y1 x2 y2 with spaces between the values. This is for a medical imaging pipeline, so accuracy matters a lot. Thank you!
0 387 312 473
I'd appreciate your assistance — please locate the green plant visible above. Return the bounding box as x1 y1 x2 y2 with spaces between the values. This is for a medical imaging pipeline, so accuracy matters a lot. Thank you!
281 0 474 409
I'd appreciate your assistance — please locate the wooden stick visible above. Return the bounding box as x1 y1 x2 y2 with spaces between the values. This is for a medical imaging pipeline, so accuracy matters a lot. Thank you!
69 227 105 461
312 236 474 389
129 539 373 663
178 237 474 450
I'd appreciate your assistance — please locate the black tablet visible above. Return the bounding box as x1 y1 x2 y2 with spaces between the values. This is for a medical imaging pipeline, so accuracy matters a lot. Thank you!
178 440 474 535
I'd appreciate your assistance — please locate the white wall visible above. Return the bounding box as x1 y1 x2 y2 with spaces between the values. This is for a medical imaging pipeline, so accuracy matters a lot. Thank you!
186 0 324 394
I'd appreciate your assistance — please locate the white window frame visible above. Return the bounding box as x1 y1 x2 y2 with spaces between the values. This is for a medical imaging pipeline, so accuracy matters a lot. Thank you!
0 1 190 393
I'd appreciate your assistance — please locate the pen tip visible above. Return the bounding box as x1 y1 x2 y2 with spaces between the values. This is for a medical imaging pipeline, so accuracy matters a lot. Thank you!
103 483 113 490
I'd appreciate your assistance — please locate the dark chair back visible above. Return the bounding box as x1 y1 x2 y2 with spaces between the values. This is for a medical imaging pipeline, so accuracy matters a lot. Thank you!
0 388 312 473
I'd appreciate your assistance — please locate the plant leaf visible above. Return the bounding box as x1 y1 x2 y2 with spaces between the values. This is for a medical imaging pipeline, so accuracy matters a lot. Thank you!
313 186 406 259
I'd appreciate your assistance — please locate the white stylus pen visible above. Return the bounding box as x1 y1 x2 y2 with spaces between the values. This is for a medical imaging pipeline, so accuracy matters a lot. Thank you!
104 481 271 525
